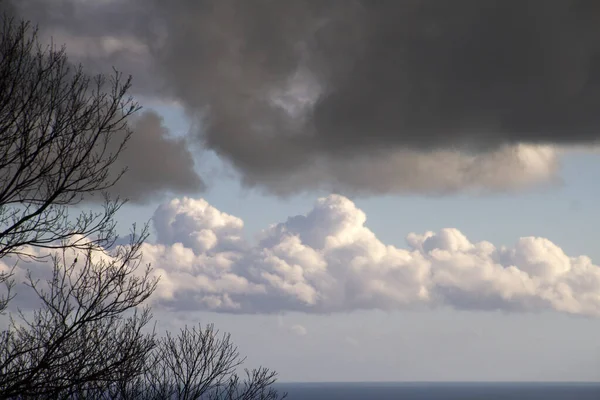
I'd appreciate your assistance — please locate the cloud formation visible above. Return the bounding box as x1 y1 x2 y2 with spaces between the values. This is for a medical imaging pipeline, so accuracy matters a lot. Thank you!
139 195 600 316
0 1 204 203
108 111 205 204
6 0 598 195
3 194 600 316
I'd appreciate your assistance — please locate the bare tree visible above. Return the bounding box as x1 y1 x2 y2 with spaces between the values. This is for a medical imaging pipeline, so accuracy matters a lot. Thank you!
0 228 158 399
0 249 286 400
0 15 139 261
142 324 285 400
35 323 287 400
0 13 155 399
0 266 14 316
0 14 285 400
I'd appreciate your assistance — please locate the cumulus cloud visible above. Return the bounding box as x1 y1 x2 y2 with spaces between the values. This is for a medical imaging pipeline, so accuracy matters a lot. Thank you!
3 194 600 316
131 195 600 316
5 0 598 195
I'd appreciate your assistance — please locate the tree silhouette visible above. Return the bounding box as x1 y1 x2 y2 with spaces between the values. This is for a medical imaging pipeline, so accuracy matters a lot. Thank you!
0 16 137 261
0 14 285 400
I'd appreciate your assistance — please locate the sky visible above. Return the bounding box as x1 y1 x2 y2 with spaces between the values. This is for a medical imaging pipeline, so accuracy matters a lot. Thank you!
3 0 600 382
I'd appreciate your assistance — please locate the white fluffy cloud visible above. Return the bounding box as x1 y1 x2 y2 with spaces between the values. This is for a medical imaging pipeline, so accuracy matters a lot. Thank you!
136 195 600 317
3 195 600 317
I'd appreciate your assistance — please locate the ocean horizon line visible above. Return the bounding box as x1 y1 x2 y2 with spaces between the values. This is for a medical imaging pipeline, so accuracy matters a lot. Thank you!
276 381 600 385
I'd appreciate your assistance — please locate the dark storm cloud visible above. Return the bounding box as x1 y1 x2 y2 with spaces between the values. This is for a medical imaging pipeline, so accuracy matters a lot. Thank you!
7 0 161 94
148 0 600 153
6 0 600 194
108 111 205 204
313 1 600 152
2 1 204 202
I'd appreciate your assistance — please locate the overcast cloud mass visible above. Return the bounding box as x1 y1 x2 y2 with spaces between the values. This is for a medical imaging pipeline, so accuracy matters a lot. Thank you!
4 195 600 317
5 0 600 195
109 111 205 203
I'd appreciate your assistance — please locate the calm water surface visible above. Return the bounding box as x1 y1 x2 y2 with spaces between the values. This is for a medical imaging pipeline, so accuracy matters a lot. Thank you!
276 382 600 399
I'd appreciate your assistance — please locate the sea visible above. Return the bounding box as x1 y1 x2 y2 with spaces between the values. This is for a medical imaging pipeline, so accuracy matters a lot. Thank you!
275 382 600 399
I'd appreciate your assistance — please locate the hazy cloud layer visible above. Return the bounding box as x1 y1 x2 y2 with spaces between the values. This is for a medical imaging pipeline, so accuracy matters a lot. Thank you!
288 325 308 337
4 195 600 316
6 0 597 195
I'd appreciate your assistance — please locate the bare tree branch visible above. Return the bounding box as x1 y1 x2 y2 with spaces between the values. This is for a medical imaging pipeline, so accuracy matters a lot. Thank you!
141 323 287 400
0 228 157 399
0 15 140 261
0 13 284 400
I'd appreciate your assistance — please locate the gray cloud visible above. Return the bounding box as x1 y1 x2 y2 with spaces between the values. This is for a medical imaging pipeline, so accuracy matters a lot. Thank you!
6 0 600 195
108 111 205 204
2 2 203 203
